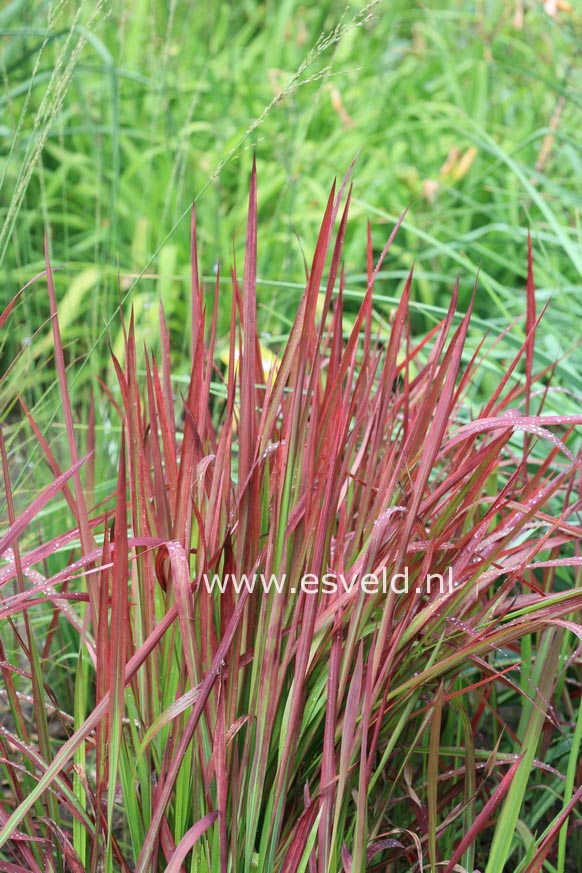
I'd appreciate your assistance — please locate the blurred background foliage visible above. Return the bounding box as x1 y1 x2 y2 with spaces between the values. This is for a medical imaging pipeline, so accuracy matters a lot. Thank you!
1 0 581 394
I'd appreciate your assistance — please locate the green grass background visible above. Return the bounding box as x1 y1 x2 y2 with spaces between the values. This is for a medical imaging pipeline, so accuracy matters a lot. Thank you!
1 0 581 392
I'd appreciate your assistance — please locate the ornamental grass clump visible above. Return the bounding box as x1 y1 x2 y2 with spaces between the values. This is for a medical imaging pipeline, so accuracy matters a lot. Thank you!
1 161 582 872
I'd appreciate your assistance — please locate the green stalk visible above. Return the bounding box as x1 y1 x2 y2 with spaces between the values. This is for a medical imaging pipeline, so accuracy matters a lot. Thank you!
485 628 564 872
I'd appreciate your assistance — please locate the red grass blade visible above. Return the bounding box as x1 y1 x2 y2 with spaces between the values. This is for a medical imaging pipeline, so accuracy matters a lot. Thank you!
165 812 218 873
444 757 524 871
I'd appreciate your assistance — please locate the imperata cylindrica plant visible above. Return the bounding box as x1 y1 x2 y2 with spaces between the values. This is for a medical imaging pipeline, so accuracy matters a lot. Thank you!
1 159 582 872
